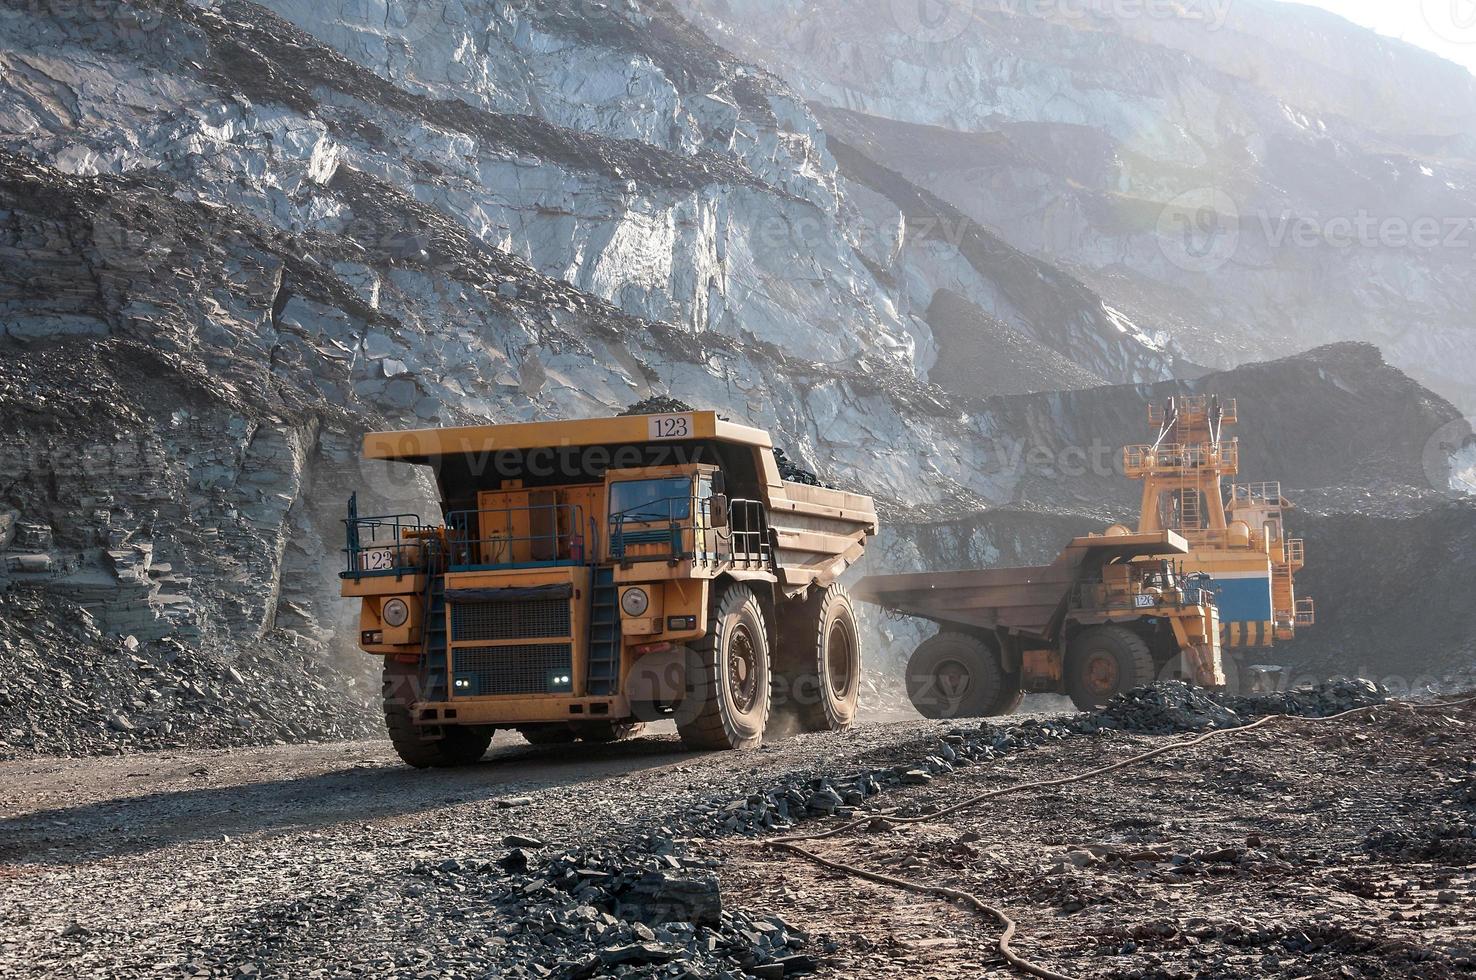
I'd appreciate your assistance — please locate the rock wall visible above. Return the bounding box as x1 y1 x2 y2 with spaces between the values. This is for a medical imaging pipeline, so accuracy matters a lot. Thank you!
0 0 1192 662
0 0 1471 755
1283 502 1476 690
674 0 1476 413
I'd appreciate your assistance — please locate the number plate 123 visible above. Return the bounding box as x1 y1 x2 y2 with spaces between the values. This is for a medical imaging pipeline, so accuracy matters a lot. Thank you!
648 414 693 440
362 548 395 572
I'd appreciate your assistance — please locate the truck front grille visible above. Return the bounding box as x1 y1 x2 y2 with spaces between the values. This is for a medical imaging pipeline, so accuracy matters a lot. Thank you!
450 599 571 642
451 644 574 696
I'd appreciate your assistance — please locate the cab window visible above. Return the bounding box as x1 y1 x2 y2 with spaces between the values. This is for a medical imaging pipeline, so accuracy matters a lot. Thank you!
610 478 693 523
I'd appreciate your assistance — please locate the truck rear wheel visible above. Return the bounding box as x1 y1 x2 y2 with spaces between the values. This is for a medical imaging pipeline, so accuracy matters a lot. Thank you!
677 584 771 751
383 662 494 768
906 632 1022 719
775 584 862 733
1065 625 1155 711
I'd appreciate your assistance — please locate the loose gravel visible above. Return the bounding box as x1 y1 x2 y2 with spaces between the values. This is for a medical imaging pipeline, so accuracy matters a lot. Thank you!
1 680 1451 980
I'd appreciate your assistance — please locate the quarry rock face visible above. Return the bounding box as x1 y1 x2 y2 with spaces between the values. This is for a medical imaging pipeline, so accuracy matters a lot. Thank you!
674 0 1476 415
0 1 1471 755
0 1 1170 657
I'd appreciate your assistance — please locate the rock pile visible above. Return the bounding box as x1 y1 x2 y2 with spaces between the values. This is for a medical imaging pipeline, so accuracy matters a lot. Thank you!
771 449 832 489
1087 681 1244 735
621 397 696 417
1221 678 1390 721
681 681 1391 839
409 833 829 978
1078 678 1387 736
0 591 377 759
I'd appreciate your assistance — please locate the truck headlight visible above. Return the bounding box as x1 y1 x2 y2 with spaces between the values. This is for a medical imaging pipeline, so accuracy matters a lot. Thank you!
382 598 410 628
621 588 650 617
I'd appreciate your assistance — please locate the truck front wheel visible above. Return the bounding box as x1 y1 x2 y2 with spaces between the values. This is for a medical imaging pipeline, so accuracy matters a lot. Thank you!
383 661 494 768
1065 625 1156 711
677 584 771 750
776 584 862 733
905 632 1022 719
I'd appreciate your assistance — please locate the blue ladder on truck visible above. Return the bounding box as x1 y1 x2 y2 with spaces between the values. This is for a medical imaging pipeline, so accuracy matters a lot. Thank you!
587 566 620 696
422 569 449 703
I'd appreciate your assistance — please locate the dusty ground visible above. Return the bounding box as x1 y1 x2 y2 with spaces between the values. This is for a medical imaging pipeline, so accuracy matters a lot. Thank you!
0 719 956 978
729 700 1476 978
1 700 1472 979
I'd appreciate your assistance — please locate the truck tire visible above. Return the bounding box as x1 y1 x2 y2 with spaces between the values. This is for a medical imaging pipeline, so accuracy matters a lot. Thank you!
775 584 862 733
676 584 771 751
436 725 496 766
1065 625 1155 711
383 662 494 768
905 632 1022 719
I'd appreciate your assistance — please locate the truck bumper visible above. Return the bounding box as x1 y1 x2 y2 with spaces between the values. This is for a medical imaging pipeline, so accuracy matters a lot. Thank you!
414 695 633 727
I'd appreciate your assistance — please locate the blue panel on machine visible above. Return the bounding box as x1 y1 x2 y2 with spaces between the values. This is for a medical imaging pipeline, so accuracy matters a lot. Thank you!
1212 574 1273 622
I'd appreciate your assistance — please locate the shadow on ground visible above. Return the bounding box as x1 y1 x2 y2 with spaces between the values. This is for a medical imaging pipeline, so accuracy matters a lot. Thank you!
0 735 695 866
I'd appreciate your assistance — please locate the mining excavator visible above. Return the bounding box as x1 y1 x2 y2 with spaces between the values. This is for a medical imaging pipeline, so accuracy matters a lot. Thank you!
1127 396 1313 650
858 395 1312 715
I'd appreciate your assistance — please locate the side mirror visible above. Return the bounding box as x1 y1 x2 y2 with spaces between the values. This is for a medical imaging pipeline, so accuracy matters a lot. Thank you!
709 494 730 529
711 471 726 496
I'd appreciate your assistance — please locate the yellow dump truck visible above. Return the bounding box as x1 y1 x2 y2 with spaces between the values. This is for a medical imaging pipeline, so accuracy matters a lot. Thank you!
855 531 1224 715
341 411 878 767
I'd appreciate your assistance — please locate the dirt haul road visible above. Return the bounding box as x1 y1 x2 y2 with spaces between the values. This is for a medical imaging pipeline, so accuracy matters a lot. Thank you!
1 695 1473 979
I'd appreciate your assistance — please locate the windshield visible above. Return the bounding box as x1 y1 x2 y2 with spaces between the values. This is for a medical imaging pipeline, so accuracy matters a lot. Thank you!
610 478 693 523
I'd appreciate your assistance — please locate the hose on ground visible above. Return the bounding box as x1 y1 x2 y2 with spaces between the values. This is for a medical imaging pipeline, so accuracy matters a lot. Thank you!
760 695 1476 980
764 836 1078 980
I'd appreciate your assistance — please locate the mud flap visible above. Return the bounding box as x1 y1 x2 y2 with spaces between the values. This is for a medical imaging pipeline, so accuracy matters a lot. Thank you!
625 646 687 710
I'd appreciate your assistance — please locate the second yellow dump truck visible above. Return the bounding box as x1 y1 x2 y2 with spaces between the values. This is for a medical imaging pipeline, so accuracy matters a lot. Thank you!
341 411 877 767
855 531 1224 715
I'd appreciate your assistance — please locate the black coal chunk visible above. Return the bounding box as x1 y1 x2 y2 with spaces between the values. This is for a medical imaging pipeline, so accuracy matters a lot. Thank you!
621 396 695 416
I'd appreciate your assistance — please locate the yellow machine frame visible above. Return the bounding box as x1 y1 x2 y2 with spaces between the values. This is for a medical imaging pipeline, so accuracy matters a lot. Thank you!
1122 395 1313 647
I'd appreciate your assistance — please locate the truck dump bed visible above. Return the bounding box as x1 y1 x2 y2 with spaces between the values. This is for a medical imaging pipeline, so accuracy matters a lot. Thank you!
360 410 876 593
854 531 1191 641
769 481 876 591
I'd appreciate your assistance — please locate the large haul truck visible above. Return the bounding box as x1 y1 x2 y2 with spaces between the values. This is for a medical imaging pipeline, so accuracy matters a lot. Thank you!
856 530 1223 715
340 411 877 767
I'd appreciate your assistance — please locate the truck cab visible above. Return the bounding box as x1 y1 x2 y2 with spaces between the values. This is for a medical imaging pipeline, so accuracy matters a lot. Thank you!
1053 553 1223 706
